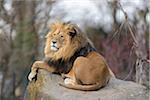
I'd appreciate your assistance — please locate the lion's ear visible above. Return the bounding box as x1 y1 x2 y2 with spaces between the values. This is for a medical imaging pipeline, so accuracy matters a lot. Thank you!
69 25 79 38
68 27 77 38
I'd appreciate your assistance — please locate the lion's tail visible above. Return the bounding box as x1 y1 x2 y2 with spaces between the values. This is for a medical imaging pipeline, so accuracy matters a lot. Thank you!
59 82 105 91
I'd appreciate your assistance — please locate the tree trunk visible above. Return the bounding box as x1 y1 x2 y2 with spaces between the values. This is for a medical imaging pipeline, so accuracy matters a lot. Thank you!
136 58 150 87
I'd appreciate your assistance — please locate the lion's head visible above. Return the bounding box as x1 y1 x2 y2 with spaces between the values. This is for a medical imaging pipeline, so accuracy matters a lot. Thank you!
44 21 90 60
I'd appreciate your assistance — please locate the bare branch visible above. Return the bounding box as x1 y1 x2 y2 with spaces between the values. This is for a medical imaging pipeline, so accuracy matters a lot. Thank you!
0 0 11 23
110 21 125 42
118 2 138 46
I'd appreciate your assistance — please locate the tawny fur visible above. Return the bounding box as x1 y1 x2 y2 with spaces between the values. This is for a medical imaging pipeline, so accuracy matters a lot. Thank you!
28 21 114 91
44 21 88 60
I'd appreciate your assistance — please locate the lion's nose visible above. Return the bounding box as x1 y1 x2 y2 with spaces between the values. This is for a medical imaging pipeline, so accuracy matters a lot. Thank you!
52 41 57 44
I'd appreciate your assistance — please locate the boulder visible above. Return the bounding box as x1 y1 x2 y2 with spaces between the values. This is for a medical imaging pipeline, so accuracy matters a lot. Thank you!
24 69 149 100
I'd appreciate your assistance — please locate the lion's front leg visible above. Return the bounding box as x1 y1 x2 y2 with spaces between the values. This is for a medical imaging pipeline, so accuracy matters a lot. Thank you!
28 61 55 81
28 66 37 81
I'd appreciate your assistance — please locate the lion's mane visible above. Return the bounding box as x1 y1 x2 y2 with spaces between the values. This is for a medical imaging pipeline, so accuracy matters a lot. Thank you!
43 22 95 73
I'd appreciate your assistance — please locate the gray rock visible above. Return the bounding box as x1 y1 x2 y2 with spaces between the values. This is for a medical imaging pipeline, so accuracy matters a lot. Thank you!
24 70 149 100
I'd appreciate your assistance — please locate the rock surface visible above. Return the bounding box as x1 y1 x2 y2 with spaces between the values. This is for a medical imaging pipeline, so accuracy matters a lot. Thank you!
24 70 149 100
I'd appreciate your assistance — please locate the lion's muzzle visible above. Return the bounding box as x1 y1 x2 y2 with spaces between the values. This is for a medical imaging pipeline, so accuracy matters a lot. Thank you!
51 41 59 51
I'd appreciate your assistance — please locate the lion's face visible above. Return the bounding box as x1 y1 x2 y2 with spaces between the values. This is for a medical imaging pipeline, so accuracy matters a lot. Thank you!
49 30 67 52
44 22 82 60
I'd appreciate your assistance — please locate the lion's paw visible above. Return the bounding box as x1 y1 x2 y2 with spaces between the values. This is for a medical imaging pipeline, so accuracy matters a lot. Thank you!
64 78 75 85
28 71 37 81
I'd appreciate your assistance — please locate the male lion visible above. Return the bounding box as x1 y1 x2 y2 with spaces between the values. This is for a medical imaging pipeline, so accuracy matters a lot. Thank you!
28 21 114 91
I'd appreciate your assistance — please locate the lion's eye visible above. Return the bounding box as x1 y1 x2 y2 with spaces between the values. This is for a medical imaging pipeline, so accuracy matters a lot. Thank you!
61 35 63 37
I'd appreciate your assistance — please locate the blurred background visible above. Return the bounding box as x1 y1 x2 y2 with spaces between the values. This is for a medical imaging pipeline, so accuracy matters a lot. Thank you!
0 0 149 100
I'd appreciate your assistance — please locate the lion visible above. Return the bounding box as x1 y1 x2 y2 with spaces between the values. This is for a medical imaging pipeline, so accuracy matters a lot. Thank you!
28 21 115 91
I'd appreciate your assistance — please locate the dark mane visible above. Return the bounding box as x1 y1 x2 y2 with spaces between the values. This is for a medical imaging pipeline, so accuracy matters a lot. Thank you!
43 43 96 74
